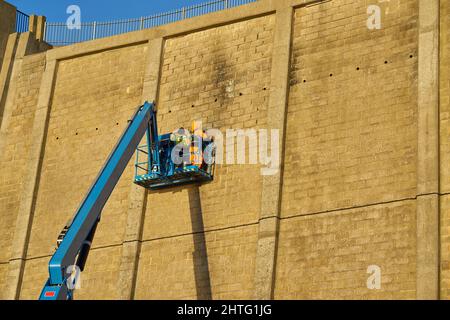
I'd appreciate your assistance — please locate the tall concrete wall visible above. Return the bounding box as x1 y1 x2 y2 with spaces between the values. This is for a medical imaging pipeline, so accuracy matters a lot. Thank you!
0 0 447 300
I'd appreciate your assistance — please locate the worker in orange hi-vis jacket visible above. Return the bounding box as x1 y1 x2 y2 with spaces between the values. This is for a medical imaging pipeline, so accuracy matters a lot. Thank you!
191 121 207 167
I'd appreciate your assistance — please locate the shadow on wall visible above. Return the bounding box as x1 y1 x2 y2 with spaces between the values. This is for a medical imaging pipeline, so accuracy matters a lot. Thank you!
187 186 212 300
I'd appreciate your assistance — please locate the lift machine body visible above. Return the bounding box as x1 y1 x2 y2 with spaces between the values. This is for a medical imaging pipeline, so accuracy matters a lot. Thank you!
39 102 214 300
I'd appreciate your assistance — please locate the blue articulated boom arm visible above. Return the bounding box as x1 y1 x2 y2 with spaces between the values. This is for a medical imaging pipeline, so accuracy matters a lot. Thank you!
39 101 159 300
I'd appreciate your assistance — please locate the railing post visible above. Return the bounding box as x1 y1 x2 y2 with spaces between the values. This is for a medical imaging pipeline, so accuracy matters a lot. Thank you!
92 21 97 40
224 0 229 9
140 17 144 30
182 7 186 19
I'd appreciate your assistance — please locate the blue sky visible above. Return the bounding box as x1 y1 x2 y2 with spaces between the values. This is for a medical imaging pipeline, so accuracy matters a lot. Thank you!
7 0 210 22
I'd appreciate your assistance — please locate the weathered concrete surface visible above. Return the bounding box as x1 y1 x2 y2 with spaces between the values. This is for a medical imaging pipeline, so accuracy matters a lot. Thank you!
416 0 440 300
254 6 293 300
276 0 420 299
0 0 16 73
6 57 57 300
0 33 18 126
0 34 48 299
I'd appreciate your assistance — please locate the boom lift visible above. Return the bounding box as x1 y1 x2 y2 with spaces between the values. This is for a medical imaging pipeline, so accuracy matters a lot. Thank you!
39 101 215 300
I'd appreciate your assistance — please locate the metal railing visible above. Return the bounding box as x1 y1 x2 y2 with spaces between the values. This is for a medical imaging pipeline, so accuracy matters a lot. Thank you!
16 10 30 33
43 0 258 46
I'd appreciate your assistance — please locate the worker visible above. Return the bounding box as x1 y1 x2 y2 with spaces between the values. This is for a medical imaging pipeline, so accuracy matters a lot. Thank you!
191 121 208 167
170 127 191 168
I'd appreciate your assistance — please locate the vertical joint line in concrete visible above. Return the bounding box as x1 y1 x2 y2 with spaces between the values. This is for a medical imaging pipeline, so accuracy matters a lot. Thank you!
118 37 164 300
416 0 440 300
253 5 294 300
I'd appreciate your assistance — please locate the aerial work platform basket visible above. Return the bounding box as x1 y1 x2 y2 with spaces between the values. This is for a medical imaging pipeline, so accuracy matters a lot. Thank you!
134 131 215 190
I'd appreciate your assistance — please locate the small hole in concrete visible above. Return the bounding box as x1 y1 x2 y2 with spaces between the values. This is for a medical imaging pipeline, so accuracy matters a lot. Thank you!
263 88 267 91
215 99 218 102
329 73 333 77
56 137 59 140
75 132 78 135
356 67 360 71
239 93 243 96
384 60 388 64
303 80 306 83
96 128 98 131
169 110 172 113
191 105 195 108
409 55 413 58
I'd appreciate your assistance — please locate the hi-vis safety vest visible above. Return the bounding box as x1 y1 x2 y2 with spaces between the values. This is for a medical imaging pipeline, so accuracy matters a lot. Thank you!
191 122 208 166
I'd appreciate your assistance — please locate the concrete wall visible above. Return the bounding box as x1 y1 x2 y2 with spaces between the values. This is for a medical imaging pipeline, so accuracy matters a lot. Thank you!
276 0 419 299
0 0 446 300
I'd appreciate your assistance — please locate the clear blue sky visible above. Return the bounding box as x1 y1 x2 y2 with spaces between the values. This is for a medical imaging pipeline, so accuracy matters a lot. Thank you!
7 0 210 22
